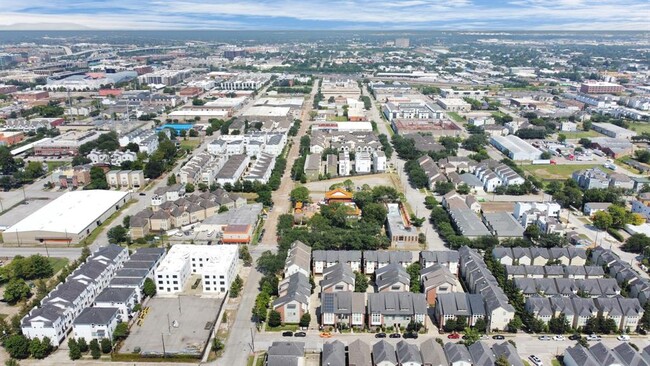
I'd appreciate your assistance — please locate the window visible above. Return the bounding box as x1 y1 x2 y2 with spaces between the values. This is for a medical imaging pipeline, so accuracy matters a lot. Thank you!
220 281 225 285
391 285 401 290
287 304 296 309
174 287 178 291
220 287 225 292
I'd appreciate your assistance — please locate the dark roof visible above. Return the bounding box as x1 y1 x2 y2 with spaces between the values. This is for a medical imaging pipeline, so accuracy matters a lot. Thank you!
73 307 119 325
322 340 346 366
95 287 136 303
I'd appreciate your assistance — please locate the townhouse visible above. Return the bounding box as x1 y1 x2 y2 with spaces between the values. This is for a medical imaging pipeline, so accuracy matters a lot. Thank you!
312 250 362 274
284 240 312 277
419 250 459 275
320 291 366 329
273 272 311 324
21 245 128 346
367 292 427 330
505 265 604 280
434 292 486 329
320 263 355 293
375 263 410 292
420 264 460 305
363 250 413 275
492 246 587 266
72 307 121 342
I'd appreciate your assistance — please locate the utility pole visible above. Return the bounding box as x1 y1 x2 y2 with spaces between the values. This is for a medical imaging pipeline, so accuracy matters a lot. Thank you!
250 327 255 352
161 333 166 358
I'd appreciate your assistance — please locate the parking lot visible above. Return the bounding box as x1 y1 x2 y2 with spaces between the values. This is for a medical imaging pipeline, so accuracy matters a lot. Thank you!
120 296 225 357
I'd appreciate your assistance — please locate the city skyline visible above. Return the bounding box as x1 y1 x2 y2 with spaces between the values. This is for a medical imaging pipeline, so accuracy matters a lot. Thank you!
1 0 649 31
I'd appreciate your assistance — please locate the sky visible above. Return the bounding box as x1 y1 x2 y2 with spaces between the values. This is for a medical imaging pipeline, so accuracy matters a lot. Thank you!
0 0 648 31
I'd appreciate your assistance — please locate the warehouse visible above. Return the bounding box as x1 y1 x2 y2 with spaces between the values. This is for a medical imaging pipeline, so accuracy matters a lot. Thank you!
490 135 542 161
591 122 636 140
4 190 130 244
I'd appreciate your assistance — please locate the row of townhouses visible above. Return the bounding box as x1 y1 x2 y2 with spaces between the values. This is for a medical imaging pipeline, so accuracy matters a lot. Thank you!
564 342 649 366
459 247 516 332
88 149 137 166
130 188 247 236
515 277 620 298
592 248 650 306
572 168 634 191
526 295 643 331
493 246 587 266
118 127 162 154
106 169 145 189
21 246 164 346
207 131 287 158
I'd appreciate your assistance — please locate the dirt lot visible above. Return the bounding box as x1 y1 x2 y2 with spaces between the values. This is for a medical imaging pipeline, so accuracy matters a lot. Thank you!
303 173 398 201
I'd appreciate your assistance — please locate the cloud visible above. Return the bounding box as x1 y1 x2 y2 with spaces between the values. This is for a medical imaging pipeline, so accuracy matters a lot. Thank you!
0 0 647 30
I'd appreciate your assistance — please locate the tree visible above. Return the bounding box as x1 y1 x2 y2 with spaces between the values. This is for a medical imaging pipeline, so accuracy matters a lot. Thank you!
443 318 457 332
3 278 30 303
558 133 567 143
424 196 438 209
299 313 311 328
113 322 129 341
68 338 81 360
4 335 30 359
607 204 630 229
100 338 112 353
24 161 44 180
507 315 523 332
107 225 127 244
5 360 20 366
549 314 571 334
86 166 109 189
0 146 17 175
290 186 310 204
218 206 229 213
592 211 613 231
495 355 510 366
268 310 282 327
90 339 101 359
77 337 88 352
473 318 487 333
143 277 156 298
144 159 164 179
361 203 387 225
212 337 224 353
229 275 243 298
354 271 369 292
635 150 650 163
406 263 421 293
239 245 253 267
125 142 140 153
167 174 177 185
540 151 552 159
524 224 541 240
462 326 480 346
434 181 455 195
456 184 470 195
189 129 199 138
185 183 195 193
640 301 650 331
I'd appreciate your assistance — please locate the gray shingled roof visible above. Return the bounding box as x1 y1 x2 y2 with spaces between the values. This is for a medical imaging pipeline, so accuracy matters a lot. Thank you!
375 262 410 291
95 287 136 304
348 339 372 366
419 339 447 366
368 292 427 316
321 291 365 315
468 342 495 366
396 340 423 365
322 340 346 366
372 340 397 365
73 307 119 325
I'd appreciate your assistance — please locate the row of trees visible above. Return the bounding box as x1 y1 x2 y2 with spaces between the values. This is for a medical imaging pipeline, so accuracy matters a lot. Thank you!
68 337 112 360
3 334 53 360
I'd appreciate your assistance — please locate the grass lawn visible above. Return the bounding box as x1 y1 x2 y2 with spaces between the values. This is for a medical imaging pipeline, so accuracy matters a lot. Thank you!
48 258 69 274
46 161 68 172
447 112 465 123
179 139 200 150
629 122 650 134
561 130 603 139
265 324 299 332
328 116 348 122
551 359 563 366
521 163 599 181
79 199 137 246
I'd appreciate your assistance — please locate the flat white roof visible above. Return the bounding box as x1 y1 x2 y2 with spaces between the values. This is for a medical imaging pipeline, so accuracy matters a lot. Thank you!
169 110 229 117
5 190 129 235
155 244 238 274
242 106 290 117
491 135 541 156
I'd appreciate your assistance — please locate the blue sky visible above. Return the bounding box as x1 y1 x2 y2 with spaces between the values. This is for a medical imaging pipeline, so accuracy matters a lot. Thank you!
0 0 648 30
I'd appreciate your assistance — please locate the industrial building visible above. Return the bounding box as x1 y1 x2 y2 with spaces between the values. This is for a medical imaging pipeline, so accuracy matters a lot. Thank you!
154 244 238 295
490 135 542 161
591 122 637 140
4 190 130 244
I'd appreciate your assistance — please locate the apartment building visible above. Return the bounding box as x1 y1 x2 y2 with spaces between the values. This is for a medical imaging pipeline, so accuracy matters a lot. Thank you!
154 244 238 295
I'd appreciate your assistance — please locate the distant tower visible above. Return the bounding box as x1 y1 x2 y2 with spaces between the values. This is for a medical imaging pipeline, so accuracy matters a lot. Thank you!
395 38 410 48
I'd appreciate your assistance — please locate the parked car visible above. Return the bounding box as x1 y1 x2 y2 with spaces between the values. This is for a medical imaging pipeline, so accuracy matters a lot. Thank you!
568 334 581 341
375 332 386 338
617 335 630 341
529 355 543 366
139 192 146 196
403 332 418 339
586 334 602 341
389 333 401 339
282 331 293 337
294 332 306 337
448 333 460 339
492 335 505 340
553 335 566 341
319 332 332 338
538 336 552 341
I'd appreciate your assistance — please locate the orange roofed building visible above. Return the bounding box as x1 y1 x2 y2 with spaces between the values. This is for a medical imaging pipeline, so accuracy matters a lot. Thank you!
222 223 253 244
324 188 354 204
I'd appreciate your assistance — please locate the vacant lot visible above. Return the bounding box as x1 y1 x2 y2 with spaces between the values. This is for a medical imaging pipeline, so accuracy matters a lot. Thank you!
121 296 224 357
560 130 603 139
521 163 599 180
629 122 650 134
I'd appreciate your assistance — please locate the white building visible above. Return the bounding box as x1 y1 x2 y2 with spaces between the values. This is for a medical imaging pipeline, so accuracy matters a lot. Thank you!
373 151 387 172
355 151 372 173
72 307 120 342
93 287 138 321
154 244 239 295
338 152 351 176
490 135 542 161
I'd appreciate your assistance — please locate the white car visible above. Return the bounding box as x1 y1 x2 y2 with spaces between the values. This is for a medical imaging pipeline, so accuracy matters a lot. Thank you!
552 335 566 341
617 335 630 341
538 335 552 341
586 334 602 341
529 355 543 366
